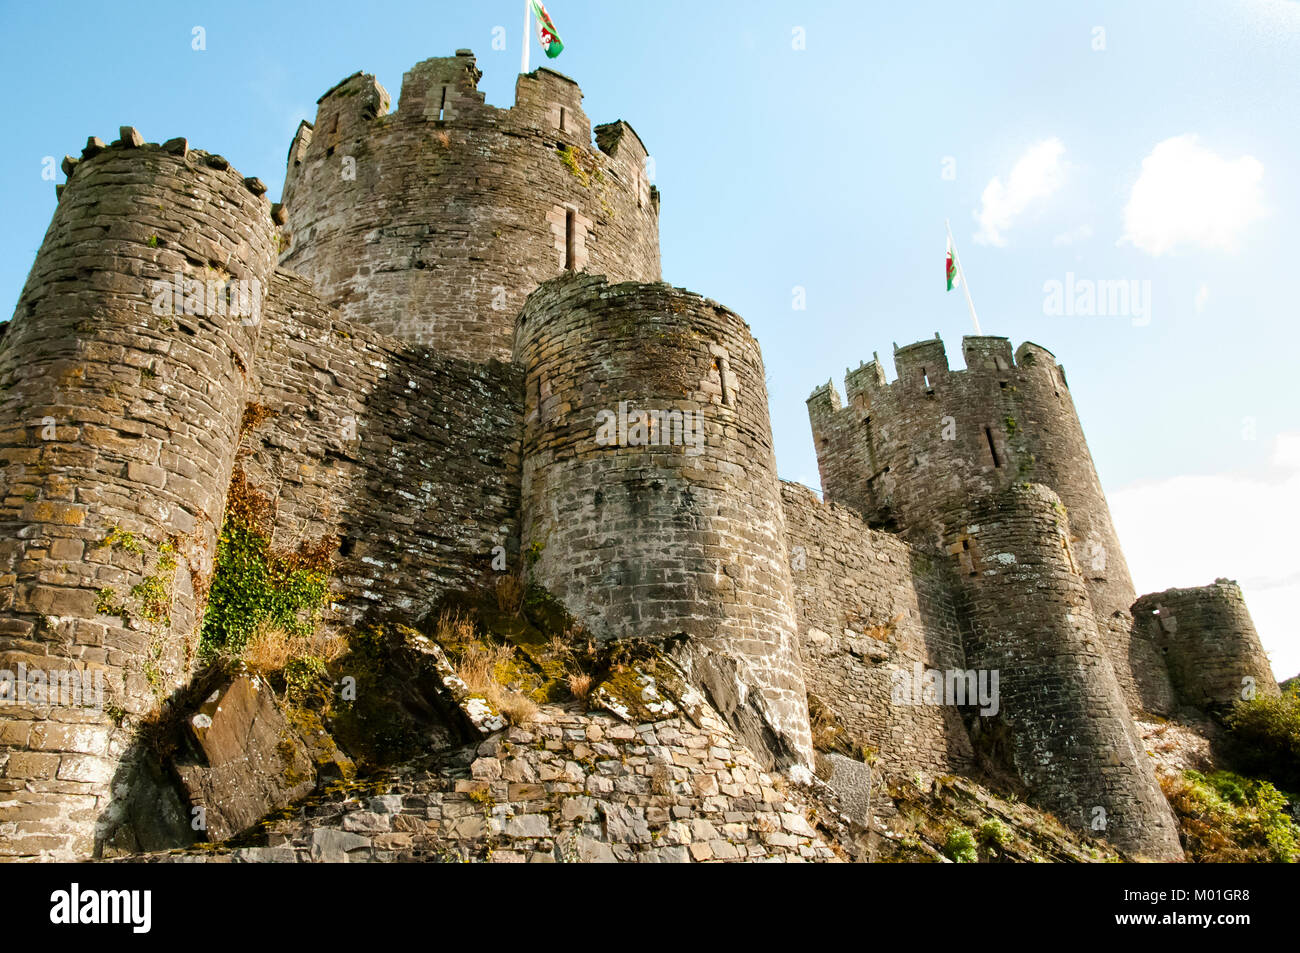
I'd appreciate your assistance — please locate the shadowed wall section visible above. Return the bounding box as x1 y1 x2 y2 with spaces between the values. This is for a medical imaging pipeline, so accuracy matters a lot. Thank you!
781 481 974 777
242 269 522 627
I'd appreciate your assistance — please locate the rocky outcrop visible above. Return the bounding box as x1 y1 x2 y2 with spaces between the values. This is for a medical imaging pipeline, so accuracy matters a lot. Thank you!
173 677 353 843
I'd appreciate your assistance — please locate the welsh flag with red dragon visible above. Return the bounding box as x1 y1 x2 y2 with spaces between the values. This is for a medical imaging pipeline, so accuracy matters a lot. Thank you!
531 1 564 58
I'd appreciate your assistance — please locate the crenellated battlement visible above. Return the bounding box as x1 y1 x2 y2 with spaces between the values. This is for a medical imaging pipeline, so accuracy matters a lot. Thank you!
277 50 661 361
55 129 275 220
1 44 1276 866
811 334 1067 416
807 331 1148 711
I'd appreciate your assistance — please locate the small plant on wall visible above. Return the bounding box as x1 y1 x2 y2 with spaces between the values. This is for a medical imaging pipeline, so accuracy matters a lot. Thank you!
199 466 336 663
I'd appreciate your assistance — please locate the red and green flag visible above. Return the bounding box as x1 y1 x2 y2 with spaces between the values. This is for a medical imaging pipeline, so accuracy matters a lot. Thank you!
531 1 564 59
946 235 959 291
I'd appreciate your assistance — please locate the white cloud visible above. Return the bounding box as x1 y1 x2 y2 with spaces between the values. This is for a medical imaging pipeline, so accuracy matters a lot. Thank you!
1121 135 1267 256
1194 283 1210 313
974 138 1067 246
1273 432 1300 469
1110 433 1300 681
1052 224 1093 246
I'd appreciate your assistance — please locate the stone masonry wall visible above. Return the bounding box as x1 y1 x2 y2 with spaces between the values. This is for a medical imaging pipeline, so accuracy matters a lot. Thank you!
942 484 1183 860
280 52 661 361
244 270 523 627
780 482 974 777
808 335 1161 716
0 135 276 859
514 274 812 771
124 702 840 864
1132 581 1279 713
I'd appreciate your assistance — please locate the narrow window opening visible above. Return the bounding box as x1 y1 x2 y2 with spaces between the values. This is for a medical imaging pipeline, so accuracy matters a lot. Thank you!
999 380 1008 389
984 427 1002 468
564 209 576 271
558 106 567 132
339 535 356 558
922 368 931 389
438 86 448 121
717 354 733 406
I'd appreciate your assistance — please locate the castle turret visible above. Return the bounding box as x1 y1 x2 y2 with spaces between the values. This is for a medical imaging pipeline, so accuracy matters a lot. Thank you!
943 485 1183 860
808 334 1157 713
1132 581 1279 713
0 133 276 859
515 274 813 770
279 52 661 361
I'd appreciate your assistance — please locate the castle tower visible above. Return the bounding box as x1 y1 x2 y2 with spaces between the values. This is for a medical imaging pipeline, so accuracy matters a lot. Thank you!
515 274 813 770
279 52 661 362
808 335 1157 713
0 134 276 859
1132 581 1279 712
944 485 1183 860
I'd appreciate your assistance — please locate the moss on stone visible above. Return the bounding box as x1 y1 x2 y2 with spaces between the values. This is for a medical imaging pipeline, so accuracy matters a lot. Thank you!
556 145 589 187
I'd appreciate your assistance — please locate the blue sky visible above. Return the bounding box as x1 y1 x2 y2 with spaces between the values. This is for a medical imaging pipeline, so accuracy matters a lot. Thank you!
1 0 1296 676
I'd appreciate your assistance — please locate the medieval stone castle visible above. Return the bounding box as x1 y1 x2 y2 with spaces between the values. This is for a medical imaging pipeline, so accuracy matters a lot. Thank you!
0 51 1279 863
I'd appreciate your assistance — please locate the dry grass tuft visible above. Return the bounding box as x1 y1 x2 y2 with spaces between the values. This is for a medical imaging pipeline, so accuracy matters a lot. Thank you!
453 638 537 725
241 621 347 677
435 608 479 645
567 671 594 701
493 690 538 725
456 642 515 691
864 611 906 642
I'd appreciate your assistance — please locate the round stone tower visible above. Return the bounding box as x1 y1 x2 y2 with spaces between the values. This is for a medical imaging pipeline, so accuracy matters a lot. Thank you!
1132 581 1279 712
807 335 1154 712
0 133 276 859
943 484 1183 861
279 52 661 361
515 274 812 770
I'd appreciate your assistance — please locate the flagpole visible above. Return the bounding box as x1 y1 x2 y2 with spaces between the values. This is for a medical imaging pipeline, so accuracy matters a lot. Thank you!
521 0 533 74
946 219 983 335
